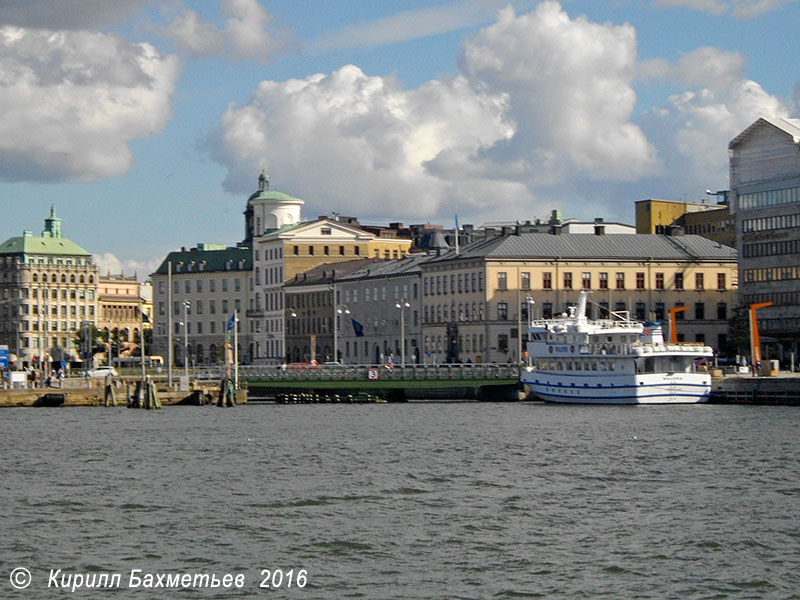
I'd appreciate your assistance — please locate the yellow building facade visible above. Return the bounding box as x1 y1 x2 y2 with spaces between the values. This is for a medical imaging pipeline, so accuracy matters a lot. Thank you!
421 233 738 364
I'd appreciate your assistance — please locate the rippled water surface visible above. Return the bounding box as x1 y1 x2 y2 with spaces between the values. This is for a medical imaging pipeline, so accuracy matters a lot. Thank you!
1 403 799 598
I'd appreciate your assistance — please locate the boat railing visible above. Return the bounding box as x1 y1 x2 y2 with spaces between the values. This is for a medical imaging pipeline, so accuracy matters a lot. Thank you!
528 319 641 332
531 342 713 357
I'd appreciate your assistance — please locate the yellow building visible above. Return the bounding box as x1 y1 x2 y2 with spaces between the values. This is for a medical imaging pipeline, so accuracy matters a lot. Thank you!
244 170 412 363
97 274 151 365
421 232 738 364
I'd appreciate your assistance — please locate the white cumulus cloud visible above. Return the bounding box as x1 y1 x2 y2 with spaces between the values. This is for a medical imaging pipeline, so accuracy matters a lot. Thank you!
0 26 179 183
459 2 659 183
162 0 296 61
93 252 164 280
209 64 516 219
638 47 790 189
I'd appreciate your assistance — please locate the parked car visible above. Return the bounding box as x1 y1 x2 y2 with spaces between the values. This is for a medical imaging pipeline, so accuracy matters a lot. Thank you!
87 366 118 378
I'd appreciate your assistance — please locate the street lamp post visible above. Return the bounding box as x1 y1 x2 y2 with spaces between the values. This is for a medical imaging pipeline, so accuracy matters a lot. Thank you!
333 304 350 364
183 300 190 383
283 308 297 363
395 298 411 367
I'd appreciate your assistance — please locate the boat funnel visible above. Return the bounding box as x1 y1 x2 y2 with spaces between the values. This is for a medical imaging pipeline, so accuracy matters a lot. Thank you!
576 290 591 321
641 322 664 345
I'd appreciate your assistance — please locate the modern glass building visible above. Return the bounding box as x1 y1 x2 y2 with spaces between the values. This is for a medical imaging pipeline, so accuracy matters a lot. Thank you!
729 116 800 362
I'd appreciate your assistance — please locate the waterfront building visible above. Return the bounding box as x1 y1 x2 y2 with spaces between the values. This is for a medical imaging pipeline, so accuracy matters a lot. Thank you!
282 258 377 363
334 254 428 365
421 231 738 364
150 244 252 366
247 171 412 363
636 198 734 247
729 116 800 360
0 207 98 369
97 273 150 365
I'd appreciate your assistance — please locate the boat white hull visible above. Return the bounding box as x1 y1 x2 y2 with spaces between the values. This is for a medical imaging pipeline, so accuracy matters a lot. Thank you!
521 371 711 405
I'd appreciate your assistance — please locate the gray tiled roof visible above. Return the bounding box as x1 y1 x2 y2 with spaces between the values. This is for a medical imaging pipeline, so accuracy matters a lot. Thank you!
426 233 736 262
284 258 378 287
339 253 430 281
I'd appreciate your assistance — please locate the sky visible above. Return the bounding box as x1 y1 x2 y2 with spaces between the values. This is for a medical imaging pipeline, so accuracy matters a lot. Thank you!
1 0 799 279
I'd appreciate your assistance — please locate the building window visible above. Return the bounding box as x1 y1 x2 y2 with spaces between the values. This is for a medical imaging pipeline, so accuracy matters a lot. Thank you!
695 273 704 290
308 245 314 256
717 302 727 320
655 273 664 290
599 272 608 289
497 272 507 290
355 247 360 256
717 273 726 290
498 334 508 353
543 302 553 319
654 303 665 321
497 302 508 320
581 272 591 289
520 272 530 290
635 302 646 321
675 303 685 320
636 272 645 290
543 272 552 290
563 272 572 289
616 273 625 290
321 228 331 235
695 303 705 320
293 245 299 255
675 272 683 290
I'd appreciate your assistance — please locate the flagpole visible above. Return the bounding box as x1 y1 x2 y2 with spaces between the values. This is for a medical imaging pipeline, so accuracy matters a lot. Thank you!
233 309 238 390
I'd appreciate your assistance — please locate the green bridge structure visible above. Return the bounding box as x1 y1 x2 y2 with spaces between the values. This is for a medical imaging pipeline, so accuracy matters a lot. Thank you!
193 364 523 402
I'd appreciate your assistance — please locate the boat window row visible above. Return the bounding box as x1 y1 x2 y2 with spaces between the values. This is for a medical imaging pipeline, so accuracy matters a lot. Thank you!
533 359 617 372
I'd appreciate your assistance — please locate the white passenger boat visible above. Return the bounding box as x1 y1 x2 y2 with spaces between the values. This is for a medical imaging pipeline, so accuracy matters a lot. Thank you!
521 291 712 404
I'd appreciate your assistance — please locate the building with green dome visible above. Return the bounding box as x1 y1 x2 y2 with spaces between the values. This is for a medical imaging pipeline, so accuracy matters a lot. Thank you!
0 207 99 369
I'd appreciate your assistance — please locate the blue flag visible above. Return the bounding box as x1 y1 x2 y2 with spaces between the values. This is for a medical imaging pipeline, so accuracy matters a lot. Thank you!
352 319 364 337
226 313 236 332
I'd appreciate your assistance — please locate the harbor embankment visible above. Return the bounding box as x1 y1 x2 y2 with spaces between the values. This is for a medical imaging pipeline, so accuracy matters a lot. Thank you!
710 372 800 405
0 379 247 407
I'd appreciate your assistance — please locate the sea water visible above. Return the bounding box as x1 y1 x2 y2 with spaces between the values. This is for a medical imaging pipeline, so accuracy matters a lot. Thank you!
1 403 798 598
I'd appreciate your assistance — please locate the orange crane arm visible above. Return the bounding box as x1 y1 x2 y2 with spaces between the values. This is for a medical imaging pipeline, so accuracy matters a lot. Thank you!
668 305 690 343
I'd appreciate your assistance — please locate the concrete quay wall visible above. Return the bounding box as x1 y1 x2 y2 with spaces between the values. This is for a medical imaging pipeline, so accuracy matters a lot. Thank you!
0 379 246 407
711 374 800 405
